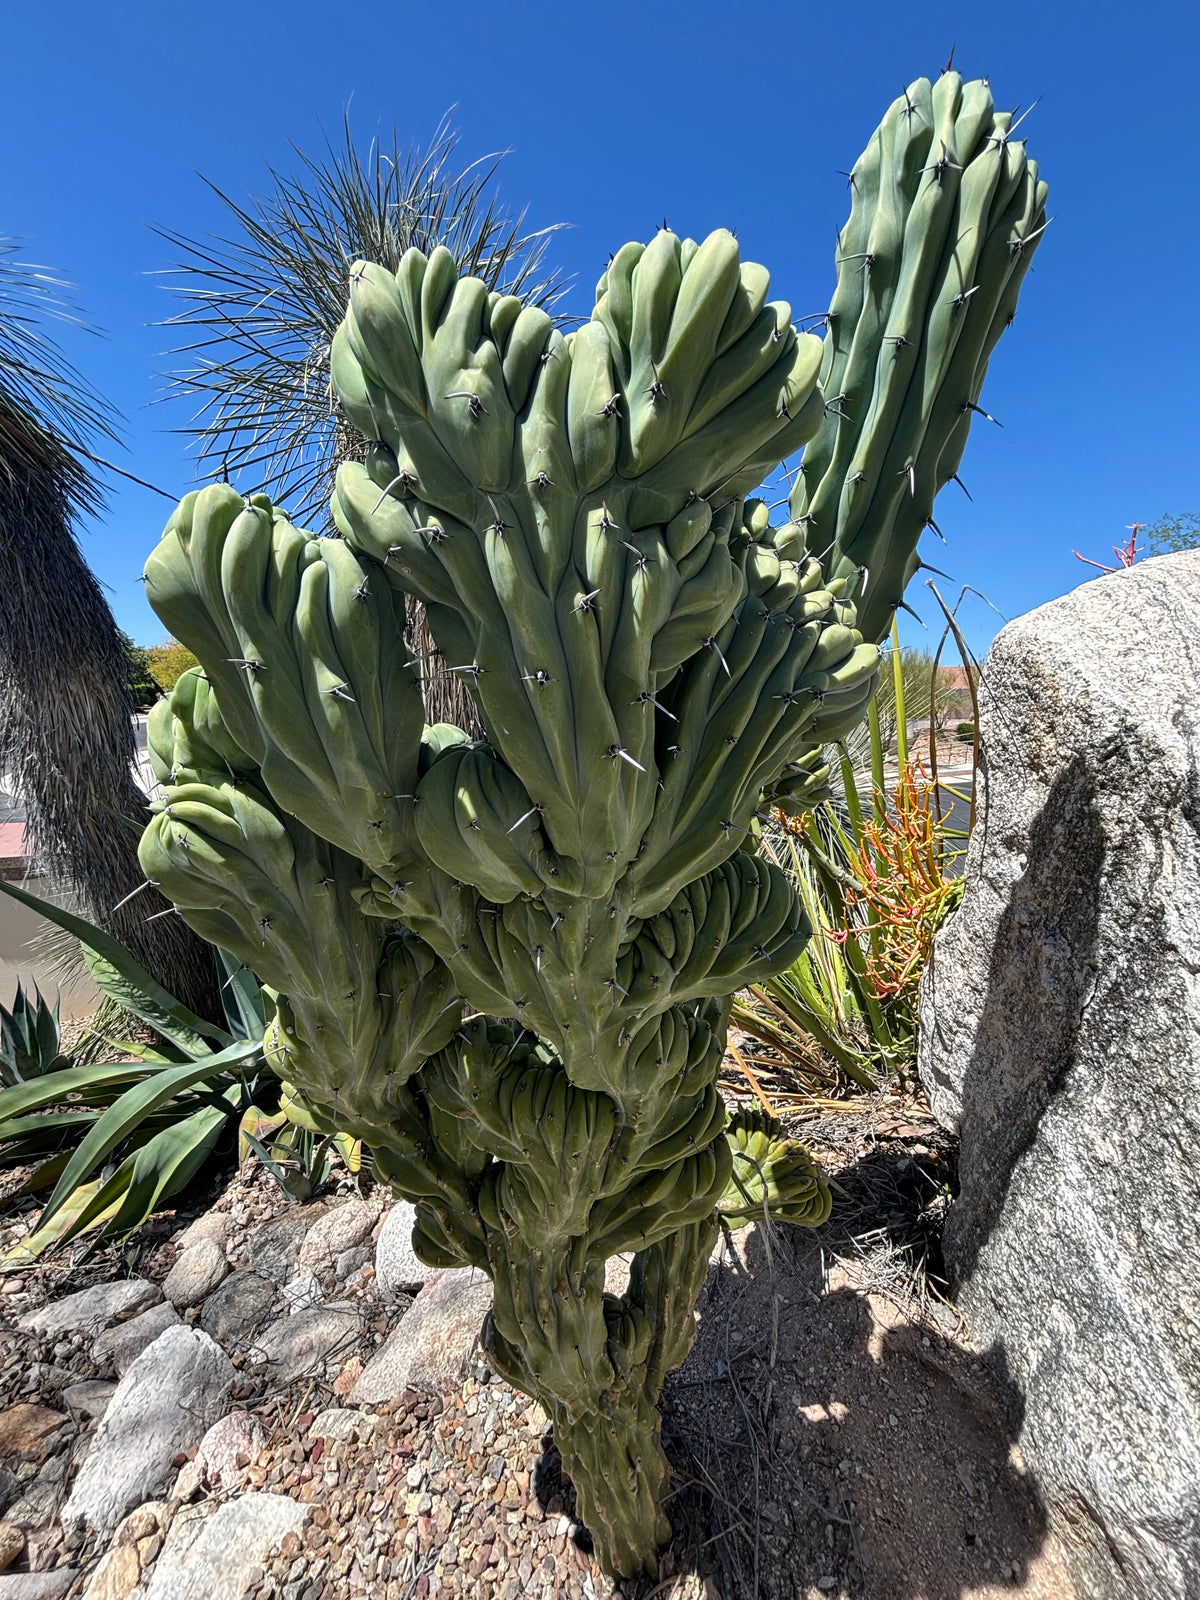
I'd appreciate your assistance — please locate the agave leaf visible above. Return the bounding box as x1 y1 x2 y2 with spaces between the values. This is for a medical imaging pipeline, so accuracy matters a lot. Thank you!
333 1132 361 1175
3 1172 127 1264
0 878 230 1052
0 1108 99 1143
217 951 267 1042
104 1038 189 1065
0 1061 151 1125
38 1038 260 1230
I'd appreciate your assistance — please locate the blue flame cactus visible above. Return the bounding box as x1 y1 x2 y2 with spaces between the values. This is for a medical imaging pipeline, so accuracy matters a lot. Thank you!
137 74 1045 1578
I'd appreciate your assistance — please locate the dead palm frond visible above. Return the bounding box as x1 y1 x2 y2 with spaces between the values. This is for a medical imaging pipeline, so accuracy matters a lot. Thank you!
0 238 220 1021
155 111 568 732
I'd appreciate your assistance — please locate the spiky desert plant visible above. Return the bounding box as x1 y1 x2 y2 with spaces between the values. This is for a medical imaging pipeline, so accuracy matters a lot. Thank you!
137 73 1046 1578
0 238 219 1019
157 111 564 728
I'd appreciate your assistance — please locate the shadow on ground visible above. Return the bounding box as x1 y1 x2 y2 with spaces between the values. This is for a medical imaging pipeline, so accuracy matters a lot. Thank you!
595 1134 1079 1600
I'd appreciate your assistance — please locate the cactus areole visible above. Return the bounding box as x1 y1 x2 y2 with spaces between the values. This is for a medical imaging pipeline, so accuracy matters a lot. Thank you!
139 75 1045 1577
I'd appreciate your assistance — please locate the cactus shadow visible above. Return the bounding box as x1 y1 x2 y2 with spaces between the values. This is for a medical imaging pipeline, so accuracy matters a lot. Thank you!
652 1174 1066 1600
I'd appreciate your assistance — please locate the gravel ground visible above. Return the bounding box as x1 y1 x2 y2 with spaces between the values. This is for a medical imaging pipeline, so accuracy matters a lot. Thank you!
0 1092 1078 1599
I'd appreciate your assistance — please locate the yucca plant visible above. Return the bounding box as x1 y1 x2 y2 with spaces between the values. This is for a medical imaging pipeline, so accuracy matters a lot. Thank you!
156 112 565 729
0 877 269 1262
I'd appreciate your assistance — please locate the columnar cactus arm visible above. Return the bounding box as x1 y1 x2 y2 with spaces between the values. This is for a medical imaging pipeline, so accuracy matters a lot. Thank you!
330 232 828 900
143 487 427 883
793 72 1049 642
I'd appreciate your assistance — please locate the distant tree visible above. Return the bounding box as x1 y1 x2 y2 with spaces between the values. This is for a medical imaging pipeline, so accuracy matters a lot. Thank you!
1146 511 1200 556
144 638 199 693
121 632 161 711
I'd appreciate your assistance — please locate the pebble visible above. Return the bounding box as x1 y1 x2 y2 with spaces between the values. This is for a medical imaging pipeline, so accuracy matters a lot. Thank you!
162 1241 229 1310
0 1527 24 1573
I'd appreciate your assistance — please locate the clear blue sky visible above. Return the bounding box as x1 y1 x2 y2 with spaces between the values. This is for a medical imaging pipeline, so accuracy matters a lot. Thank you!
1 0 1195 655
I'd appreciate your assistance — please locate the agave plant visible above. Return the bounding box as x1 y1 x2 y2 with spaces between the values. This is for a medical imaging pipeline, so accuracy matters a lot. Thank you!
0 877 269 1262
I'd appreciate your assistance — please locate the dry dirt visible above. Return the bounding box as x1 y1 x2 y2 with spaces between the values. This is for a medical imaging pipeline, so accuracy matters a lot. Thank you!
0 1094 1079 1600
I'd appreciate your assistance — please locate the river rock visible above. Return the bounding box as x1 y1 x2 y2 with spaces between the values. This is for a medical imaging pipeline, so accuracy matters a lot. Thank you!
61 1382 116 1421
249 1305 361 1384
162 1239 229 1309
61 1325 234 1536
0 1572 76 1600
175 1211 230 1251
351 1266 492 1404
141 1494 307 1600
0 1406 67 1466
917 552 1200 1599
190 1410 266 1493
92 1302 180 1375
0 1525 23 1573
296 1198 380 1272
198 1270 276 1349
17 1279 159 1339
374 1200 433 1296
243 1213 308 1285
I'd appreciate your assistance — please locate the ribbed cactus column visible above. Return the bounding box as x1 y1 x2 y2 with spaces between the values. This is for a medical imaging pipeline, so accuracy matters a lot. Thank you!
137 73 1045 1579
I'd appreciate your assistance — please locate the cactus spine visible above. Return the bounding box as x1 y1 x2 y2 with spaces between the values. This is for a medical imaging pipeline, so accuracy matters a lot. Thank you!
137 74 1044 1578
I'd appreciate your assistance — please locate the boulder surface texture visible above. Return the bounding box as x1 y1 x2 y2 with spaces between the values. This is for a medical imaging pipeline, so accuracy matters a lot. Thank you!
918 552 1200 1599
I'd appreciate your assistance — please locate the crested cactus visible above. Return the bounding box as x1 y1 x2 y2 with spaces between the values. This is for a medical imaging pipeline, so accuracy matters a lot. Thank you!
136 73 1045 1578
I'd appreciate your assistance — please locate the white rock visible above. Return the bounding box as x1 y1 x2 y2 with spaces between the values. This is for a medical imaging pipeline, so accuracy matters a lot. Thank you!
250 1305 361 1384
281 1273 323 1313
17 1280 160 1338
92 1302 180 1375
306 1408 380 1443
162 1239 229 1310
61 1325 234 1537
176 1212 230 1251
918 552 1200 1600
0 1573 77 1600
373 1201 432 1297
296 1198 380 1272
190 1410 266 1493
141 1494 308 1600
350 1267 492 1404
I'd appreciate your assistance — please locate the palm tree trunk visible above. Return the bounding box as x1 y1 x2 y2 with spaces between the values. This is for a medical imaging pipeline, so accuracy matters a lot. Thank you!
0 452 222 1021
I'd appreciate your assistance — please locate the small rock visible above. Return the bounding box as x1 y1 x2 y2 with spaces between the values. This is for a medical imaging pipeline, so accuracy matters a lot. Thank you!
244 1214 308 1286
351 1268 492 1404
61 1383 116 1421
80 1543 140 1600
199 1271 276 1349
62 1325 235 1537
93 1302 181 1375
280 1275 322 1314
0 1407 66 1466
331 1357 362 1397
306 1410 379 1444
0 1526 23 1573
142 1494 308 1600
0 1572 77 1600
297 1199 380 1273
163 1240 229 1310
602 1253 634 1297
373 1202 432 1297
250 1306 361 1384
1 1486 56 1535
192 1411 266 1494
117 1505 162 1543
176 1212 230 1252
17 1280 160 1339
333 1246 371 1283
